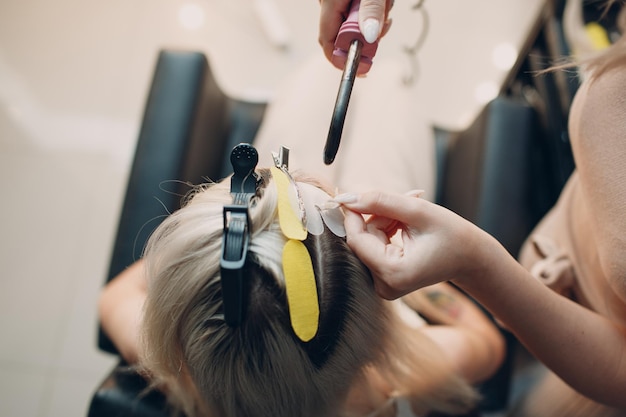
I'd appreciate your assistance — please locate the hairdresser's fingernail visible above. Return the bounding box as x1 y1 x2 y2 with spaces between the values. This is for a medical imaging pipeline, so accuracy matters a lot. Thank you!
331 193 358 204
362 18 381 43
405 189 425 198
320 200 340 210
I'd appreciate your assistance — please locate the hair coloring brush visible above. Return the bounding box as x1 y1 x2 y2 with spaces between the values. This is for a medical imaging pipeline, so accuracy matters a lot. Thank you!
324 0 379 165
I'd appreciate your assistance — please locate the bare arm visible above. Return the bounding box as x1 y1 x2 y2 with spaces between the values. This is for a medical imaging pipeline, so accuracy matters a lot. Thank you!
455 239 626 408
341 192 626 408
402 282 505 383
98 260 147 364
466 67 626 402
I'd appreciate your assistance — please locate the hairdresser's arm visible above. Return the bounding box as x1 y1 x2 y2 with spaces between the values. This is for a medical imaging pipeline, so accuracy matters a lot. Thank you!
98 260 147 364
402 283 505 383
318 0 392 63
341 193 626 408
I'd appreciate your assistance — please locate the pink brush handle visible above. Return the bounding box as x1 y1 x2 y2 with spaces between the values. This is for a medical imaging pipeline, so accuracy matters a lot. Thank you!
330 0 379 75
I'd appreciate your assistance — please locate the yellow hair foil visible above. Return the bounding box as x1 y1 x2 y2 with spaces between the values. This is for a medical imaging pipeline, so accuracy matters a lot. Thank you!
282 240 319 342
270 166 319 341
271 167 307 240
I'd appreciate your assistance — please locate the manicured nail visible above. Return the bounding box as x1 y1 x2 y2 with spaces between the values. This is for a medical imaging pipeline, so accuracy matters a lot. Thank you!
362 18 381 43
331 193 358 204
320 200 340 210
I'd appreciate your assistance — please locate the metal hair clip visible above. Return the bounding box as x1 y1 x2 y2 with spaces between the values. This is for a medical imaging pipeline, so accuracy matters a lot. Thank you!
271 145 289 170
272 146 307 225
220 143 259 327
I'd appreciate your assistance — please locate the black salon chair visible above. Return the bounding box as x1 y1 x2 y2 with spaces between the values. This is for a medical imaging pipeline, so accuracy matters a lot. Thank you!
434 94 566 413
88 49 266 417
88 46 569 416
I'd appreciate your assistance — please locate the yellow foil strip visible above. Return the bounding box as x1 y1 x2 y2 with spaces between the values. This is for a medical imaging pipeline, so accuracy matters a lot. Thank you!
271 166 307 240
282 239 319 342
271 166 319 341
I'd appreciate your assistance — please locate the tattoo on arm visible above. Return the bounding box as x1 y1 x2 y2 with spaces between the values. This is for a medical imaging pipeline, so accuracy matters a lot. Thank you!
425 290 462 320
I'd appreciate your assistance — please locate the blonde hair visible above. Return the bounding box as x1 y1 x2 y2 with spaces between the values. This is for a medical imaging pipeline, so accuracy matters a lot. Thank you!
139 169 477 417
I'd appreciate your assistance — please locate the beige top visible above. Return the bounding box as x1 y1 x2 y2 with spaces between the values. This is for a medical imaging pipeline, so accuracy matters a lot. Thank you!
519 67 626 328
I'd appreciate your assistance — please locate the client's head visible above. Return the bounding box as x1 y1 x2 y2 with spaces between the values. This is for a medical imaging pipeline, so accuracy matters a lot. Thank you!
139 146 477 417
140 161 391 417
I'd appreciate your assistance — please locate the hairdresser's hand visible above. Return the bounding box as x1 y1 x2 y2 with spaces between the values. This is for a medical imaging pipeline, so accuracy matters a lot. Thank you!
318 0 393 63
339 191 493 300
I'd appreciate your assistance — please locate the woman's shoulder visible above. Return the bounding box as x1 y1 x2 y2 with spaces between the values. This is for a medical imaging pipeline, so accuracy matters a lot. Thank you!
568 65 626 161
586 65 626 104
578 66 626 128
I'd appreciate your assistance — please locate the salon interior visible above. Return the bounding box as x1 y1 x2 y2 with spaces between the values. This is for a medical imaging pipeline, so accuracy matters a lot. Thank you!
1 0 623 416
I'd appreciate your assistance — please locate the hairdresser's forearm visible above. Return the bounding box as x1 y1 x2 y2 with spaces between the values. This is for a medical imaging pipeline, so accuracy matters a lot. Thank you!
454 238 626 408
98 261 146 364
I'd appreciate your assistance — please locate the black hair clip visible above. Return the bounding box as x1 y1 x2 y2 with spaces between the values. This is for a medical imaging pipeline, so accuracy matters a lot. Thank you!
220 143 259 327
